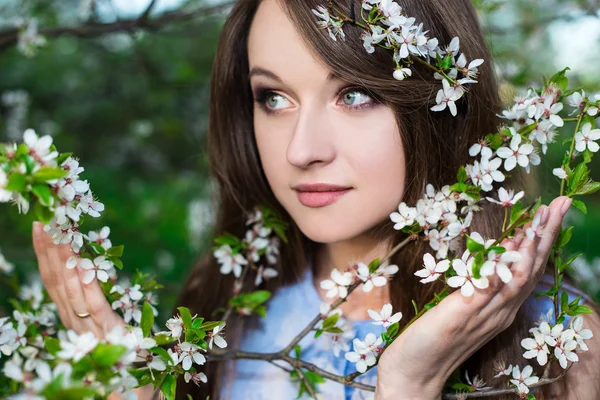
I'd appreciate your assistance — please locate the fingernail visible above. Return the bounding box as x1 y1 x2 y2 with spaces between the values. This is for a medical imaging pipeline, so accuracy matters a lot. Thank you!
539 206 550 226
560 198 572 217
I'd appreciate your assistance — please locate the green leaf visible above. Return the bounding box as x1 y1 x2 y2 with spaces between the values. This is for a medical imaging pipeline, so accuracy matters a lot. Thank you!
466 236 485 253
178 306 193 329
33 166 68 182
192 317 206 329
149 347 176 366
56 152 73 165
314 329 323 339
322 313 340 330
527 394 536 400
548 67 570 92
472 252 485 279
574 180 600 196
571 305 594 315
161 374 177 400
569 163 589 192
368 258 380 273
91 343 127 367
457 166 467 183
572 199 587 214
294 345 301 359
198 320 223 331
6 172 26 192
32 183 53 207
44 336 61 355
111 257 124 270
142 302 155 337
107 244 124 257
558 227 574 248
561 291 570 314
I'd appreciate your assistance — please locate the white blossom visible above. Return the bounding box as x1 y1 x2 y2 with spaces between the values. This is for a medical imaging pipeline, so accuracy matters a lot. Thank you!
431 79 460 116
389 202 417 230
496 134 535 171
509 365 539 396
214 245 248 278
22 129 57 165
574 122 600 153
521 330 550 366
485 187 524 207
344 333 382 374
480 249 520 283
208 323 227 350
570 316 593 351
552 167 568 180
320 269 353 299
56 330 98 362
367 303 402 328
414 253 450 283
79 256 113 284
447 253 489 297
179 342 206 371
311 6 345 41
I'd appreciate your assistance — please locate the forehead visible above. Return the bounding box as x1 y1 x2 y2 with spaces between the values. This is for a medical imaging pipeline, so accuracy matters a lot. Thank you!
247 0 331 82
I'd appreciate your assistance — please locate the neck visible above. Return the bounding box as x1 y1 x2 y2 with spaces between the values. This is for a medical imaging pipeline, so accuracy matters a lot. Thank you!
312 234 394 321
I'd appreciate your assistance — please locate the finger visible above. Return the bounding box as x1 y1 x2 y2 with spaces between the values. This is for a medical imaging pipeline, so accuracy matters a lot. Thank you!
531 197 572 277
76 262 119 333
55 245 101 336
33 222 73 328
44 239 93 333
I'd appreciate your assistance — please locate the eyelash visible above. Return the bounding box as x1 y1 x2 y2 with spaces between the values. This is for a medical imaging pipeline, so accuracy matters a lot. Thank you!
253 86 376 115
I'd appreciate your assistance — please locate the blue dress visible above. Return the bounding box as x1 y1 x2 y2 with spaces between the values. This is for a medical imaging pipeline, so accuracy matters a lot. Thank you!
218 268 589 400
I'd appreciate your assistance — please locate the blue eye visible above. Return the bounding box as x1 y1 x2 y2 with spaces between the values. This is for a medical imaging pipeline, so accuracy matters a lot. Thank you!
265 93 291 110
341 89 372 106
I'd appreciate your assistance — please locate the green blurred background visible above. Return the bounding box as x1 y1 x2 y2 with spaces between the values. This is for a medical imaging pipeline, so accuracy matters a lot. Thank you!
0 0 599 322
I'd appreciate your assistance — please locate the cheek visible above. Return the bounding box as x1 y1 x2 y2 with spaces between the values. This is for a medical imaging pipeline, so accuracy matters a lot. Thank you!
345 116 406 226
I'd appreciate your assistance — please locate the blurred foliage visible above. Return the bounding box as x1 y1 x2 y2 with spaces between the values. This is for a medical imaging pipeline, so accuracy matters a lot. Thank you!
0 0 599 323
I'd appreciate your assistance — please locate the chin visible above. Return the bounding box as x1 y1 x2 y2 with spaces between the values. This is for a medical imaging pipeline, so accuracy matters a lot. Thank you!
288 206 384 244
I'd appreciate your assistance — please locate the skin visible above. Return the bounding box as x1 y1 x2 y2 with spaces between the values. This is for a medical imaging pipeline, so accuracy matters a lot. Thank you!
248 0 405 320
31 0 600 398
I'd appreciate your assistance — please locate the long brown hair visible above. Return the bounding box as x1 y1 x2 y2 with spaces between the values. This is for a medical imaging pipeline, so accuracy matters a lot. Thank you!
174 0 597 398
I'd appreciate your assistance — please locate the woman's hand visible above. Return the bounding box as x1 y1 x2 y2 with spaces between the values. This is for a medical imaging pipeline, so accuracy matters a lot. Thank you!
32 221 126 339
375 196 573 400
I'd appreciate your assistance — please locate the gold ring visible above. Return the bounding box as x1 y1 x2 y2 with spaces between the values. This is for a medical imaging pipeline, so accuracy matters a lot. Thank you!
75 311 91 318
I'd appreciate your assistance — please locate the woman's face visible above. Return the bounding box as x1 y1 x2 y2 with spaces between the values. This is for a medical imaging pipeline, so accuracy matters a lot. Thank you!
247 0 406 244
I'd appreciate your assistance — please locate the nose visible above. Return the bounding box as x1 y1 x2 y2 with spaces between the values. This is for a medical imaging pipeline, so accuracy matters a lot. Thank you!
286 104 336 169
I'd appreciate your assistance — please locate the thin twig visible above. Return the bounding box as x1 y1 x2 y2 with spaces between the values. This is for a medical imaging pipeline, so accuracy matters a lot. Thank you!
0 1 235 53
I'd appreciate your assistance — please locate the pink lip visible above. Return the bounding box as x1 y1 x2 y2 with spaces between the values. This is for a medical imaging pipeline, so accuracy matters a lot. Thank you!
293 183 352 208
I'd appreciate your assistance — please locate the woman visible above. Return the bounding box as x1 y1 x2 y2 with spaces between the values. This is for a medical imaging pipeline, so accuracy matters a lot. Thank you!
32 0 600 399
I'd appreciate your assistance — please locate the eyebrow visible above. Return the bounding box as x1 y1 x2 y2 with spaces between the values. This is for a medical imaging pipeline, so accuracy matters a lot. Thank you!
248 67 339 82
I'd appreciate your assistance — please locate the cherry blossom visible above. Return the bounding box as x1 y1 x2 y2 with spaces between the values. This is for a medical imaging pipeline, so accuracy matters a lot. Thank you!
213 244 248 278
208 323 227 350
311 6 345 41
509 365 539 396
344 333 382 373
431 79 460 116
496 134 535 171
367 303 402 328
414 253 450 283
485 187 524 207
184 371 208 386
389 202 417 230
480 249 520 283
320 268 353 299
22 129 57 165
447 254 489 297
79 256 113 284
86 226 112 250
179 342 206 371
552 167 568 180
570 316 593 351
574 122 600 153
521 330 550 366
56 330 98 362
